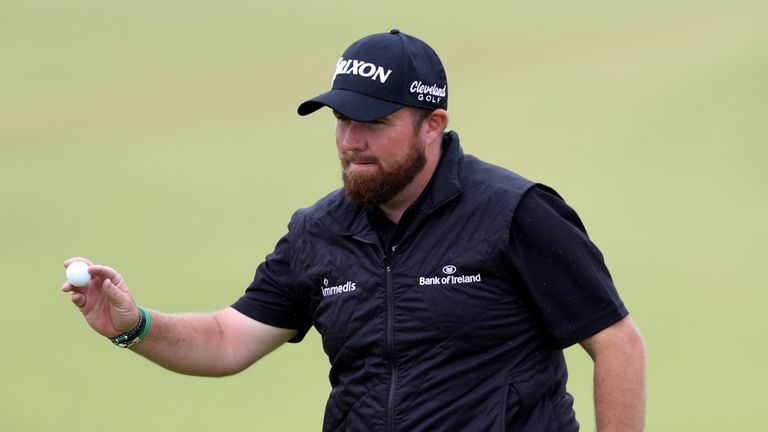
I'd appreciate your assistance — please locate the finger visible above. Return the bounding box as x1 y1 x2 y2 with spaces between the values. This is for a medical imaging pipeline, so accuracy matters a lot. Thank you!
70 292 86 308
101 278 129 307
87 265 123 285
62 282 87 293
64 257 94 267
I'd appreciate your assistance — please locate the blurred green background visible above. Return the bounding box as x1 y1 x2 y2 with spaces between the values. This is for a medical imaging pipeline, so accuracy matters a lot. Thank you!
1 0 766 430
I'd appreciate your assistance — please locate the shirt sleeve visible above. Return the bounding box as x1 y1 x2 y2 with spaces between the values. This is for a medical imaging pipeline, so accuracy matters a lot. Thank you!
231 231 312 343
508 185 628 348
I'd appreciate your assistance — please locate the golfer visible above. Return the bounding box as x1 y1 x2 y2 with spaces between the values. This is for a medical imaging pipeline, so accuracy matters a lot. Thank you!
63 29 646 431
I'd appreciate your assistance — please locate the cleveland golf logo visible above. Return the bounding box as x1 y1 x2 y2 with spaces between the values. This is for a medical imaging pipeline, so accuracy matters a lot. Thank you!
333 57 393 84
410 80 446 104
419 265 481 286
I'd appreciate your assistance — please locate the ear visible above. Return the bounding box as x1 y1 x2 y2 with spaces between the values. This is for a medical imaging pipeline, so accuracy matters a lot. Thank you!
423 109 449 144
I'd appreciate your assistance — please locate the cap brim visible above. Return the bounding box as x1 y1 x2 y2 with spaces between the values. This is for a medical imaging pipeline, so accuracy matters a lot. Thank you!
297 89 403 122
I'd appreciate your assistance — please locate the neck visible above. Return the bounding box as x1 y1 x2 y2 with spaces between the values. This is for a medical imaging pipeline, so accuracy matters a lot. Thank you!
379 139 442 224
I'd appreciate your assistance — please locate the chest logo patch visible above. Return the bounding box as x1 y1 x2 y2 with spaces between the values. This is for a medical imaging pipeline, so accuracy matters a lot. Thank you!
420 265 482 286
321 277 357 297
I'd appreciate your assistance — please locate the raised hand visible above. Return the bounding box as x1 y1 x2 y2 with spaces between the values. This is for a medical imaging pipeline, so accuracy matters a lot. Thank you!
62 257 140 338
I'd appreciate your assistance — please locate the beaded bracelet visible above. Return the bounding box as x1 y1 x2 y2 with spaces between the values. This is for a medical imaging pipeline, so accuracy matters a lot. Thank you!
109 307 151 348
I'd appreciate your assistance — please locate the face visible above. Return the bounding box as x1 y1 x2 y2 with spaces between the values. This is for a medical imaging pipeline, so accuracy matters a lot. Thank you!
335 108 427 206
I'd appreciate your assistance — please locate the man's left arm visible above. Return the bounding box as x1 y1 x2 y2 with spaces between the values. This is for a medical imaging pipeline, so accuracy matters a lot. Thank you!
580 315 646 432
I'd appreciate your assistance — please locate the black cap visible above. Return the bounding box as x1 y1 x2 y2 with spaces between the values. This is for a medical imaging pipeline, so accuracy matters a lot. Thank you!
298 29 448 122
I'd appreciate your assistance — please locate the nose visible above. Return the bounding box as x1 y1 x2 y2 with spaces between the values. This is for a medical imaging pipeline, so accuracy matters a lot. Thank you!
337 120 367 152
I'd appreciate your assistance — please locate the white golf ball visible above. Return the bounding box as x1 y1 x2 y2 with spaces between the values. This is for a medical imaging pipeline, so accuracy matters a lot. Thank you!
66 261 91 287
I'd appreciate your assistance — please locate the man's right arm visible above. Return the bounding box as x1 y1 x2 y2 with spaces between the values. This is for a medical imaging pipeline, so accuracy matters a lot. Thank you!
62 257 296 377
130 307 296 377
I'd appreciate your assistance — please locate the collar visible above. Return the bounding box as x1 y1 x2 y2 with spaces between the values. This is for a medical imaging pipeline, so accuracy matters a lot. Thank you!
422 130 463 214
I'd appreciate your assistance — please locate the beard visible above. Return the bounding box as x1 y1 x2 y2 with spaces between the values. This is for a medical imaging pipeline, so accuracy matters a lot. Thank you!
341 139 427 207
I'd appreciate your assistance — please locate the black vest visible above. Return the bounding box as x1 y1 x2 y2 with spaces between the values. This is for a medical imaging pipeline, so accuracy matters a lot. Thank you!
286 132 579 431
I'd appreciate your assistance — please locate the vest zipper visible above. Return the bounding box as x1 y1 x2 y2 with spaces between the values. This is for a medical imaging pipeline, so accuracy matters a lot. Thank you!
385 245 397 432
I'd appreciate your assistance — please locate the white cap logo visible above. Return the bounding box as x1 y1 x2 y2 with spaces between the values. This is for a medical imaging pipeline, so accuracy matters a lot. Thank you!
332 57 393 85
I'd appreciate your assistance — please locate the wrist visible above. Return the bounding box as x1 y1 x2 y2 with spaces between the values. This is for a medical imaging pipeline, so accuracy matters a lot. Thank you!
109 307 151 348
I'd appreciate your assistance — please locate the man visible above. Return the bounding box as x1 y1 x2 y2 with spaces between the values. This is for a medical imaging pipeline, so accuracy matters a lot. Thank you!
62 30 645 431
